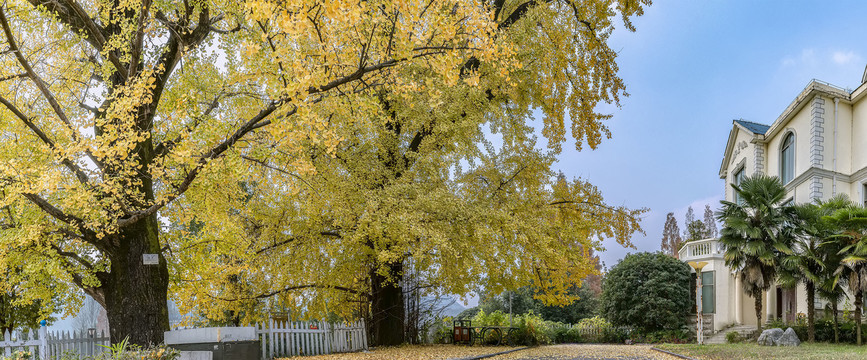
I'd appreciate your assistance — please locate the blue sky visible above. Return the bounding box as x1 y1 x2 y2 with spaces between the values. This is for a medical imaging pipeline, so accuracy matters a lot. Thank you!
557 0 867 268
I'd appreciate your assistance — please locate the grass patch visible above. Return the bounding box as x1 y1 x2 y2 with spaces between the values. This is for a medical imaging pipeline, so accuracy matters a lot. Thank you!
657 343 867 360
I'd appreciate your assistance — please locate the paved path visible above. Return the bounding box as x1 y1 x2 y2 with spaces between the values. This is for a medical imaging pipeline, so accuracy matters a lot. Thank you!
486 344 681 360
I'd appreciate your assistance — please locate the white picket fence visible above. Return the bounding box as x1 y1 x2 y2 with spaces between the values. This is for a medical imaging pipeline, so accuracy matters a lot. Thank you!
45 330 109 359
258 319 368 359
1 328 109 359
3 321 367 359
0 328 43 357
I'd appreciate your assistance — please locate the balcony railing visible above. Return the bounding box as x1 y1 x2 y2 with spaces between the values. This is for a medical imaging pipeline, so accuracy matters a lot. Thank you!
679 238 724 261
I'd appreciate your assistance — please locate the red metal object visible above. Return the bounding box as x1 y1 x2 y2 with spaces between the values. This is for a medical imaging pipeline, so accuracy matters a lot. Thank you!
453 320 472 344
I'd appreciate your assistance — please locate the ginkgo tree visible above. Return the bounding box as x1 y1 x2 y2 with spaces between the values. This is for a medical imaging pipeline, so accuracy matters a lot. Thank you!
0 0 649 346
166 0 649 345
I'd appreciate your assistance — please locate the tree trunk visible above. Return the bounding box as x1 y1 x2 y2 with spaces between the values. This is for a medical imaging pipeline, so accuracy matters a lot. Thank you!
806 281 815 343
754 292 763 332
0 293 12 335
370 261 404 346
856 289 863 346
102 214 169 346
833 300 839 344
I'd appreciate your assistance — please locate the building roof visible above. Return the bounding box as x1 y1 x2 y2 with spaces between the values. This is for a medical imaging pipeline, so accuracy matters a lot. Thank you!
733 119 770 135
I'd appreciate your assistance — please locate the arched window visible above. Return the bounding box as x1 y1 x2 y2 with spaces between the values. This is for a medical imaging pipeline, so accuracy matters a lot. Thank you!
781 133 794 184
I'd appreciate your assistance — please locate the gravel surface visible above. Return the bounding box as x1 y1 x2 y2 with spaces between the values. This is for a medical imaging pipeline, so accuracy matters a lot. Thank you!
488 344 680 360
277 345 517 360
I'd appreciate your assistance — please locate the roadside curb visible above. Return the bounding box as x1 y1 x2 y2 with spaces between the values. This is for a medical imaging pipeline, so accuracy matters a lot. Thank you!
650 347 699 360
453 347 530 360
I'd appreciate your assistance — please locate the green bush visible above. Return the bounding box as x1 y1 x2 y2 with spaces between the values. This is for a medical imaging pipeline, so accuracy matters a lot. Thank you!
472 310 509 327
600 252 692 333
550 323 582 343
601 326 629 343
432 316 453 344
726 331 743 343
509 311 552 346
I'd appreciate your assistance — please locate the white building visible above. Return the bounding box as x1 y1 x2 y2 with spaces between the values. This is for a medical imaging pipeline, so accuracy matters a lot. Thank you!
683 73 867 334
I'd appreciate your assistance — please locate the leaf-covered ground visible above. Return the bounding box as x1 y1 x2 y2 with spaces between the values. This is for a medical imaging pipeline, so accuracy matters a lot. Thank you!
278 344 679 360
277 345 517 360
490 345 677 359
657 343 867 360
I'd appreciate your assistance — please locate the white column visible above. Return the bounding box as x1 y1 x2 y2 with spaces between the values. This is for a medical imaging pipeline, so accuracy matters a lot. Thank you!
766 288 774 322
735 275 742 324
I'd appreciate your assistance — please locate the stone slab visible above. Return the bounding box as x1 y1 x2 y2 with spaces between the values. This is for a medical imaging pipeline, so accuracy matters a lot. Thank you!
165 327 257 345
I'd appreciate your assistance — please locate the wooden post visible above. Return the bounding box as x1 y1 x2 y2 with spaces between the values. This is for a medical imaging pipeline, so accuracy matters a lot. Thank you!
39 321 48 360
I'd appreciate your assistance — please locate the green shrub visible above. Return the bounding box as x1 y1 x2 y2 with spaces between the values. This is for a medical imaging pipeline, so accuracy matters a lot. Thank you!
508 311 552 346
471 310 509 327
601 326 629 343
600 252 692 333
432 316 453 344
726 331 743 343
95 338 180 360
550 324 582 343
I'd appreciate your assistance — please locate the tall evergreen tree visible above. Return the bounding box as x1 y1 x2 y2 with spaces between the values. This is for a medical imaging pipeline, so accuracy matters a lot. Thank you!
685 220 708 242
683 206 695 240
703 205 718 239
661 212 682 257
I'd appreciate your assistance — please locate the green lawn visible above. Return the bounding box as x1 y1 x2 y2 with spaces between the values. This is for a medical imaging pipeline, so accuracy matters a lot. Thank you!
657 343 867 360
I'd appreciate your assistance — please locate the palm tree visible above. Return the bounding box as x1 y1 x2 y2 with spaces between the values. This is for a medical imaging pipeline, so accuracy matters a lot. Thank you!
779 195 851 343
825 204 867 346
717 174 793 332
818 267 848 344
815 195 854 344
779 204 822 342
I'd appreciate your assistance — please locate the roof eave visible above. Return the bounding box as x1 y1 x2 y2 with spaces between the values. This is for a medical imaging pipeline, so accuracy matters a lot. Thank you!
764 80 851 139
719 125 739 179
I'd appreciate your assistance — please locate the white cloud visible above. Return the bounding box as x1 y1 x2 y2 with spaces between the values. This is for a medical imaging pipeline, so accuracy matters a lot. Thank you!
832 50 861 65
781 48 817 67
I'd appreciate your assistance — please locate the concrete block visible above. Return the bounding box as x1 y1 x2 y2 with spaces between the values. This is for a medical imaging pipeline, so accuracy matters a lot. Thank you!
179 351 213 360
165 327 258 345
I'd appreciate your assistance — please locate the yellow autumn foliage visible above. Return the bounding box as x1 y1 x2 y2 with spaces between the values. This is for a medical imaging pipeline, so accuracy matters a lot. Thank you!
0 0 650 340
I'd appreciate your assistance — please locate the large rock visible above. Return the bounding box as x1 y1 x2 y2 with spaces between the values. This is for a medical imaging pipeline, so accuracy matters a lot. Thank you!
777 327 801 346
757 328 784 346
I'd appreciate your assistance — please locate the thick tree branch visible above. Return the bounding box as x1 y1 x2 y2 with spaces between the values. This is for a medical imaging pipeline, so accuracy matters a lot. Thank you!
27 0 128 80
498 0 552 30
128 0 152 78
0 7 104 171
0 95 89 183
50 244 95 271
21 193 83 225
117 101 288 228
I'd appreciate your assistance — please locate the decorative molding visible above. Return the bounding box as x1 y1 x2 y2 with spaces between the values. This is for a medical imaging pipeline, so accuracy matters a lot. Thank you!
810 96 825 168
754 143 765 175
810 176 823 200
730 141 749 165
784 165 867 197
